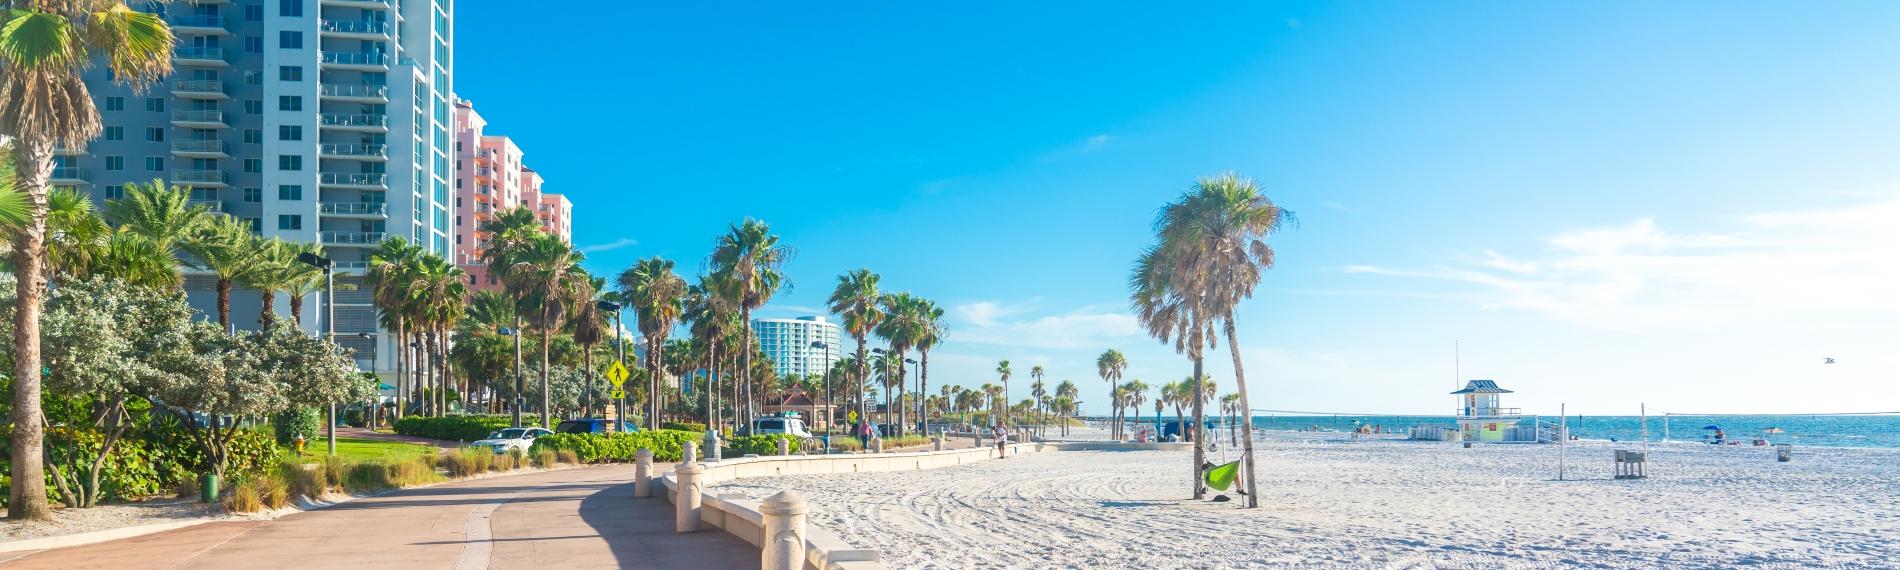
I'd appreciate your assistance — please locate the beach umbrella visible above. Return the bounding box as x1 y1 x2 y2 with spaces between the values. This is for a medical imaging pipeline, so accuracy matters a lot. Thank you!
1763 427 1784 434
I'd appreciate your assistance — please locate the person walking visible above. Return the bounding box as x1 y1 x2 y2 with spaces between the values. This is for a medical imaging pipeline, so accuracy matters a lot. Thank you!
992 423 1010 459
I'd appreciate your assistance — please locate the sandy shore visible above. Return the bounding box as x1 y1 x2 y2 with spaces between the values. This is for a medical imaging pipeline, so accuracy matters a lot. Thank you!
712 430 1900 569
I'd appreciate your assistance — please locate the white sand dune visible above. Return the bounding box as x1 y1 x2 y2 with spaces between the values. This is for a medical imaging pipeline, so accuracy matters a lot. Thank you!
712 431 1900 569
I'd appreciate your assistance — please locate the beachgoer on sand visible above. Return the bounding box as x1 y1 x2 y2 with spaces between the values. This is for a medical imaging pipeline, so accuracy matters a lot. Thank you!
993 424 1009 458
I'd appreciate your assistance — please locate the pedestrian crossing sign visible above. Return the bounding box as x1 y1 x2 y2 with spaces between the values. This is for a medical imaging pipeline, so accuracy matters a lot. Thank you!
606 360 630 387
610 388 626 399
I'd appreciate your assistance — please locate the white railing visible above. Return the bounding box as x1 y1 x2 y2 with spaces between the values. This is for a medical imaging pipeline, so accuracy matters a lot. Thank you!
319 172 389 186
319 113 387 128
172 110 225 124
174 47 225 61
172 140 226 154
320 84 388 98
321 51 388 66
171 170 226 184
319 202 389 216
320 20 391 35
320 232 387 245
319 143 387 157
174 80 225 95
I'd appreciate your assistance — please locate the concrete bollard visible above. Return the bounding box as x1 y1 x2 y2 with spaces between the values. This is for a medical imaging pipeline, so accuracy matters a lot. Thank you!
682 440 699 464
675 460 705 533
776 437 790 456
705 430 722 461
759 491 808 570
933 431 944 451
873 437 884 454
634 448 654 498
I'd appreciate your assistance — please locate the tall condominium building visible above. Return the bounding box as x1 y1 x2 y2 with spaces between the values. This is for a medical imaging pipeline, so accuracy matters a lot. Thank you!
451 97 569 291
754 316 844 380
57 0 457 373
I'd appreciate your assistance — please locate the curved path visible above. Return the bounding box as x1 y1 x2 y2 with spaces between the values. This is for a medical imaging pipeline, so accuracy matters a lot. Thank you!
0 465 752 569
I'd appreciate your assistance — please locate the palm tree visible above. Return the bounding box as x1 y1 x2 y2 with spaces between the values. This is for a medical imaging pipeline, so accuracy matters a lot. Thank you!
408 255 467 416
1142 173 1292 507
685 275 738 430
367 239 426 418
825 268 880 427
102 179 208 258
619 256 685 429
994 360 1013 428
911 298 945 434
241 238 295 328
1054 380 1079 436
874 292 927 435
1130 244 1214 498
1 0 175 521
1095 350 1127 439
504 233 588 428
571 277 609 418
1221 393 1242 445
183 215 265 330
709 219 790 431
278 242 328 325
1124 380 1150 437
1029 365 1047 435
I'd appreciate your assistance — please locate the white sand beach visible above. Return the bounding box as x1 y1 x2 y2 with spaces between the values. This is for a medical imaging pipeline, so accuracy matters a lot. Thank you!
712 431 1900 569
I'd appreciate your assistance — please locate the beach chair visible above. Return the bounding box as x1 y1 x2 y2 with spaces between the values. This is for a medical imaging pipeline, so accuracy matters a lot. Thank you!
1614 450 1647 479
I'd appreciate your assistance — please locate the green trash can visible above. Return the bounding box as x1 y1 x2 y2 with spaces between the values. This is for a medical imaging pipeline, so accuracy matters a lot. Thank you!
200 473 220 503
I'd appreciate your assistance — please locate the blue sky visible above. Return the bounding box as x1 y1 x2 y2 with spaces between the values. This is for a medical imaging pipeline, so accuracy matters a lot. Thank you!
454 2 1900 416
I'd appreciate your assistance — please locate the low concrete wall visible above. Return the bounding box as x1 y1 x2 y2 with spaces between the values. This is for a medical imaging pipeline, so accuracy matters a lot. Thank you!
659 441 1185 570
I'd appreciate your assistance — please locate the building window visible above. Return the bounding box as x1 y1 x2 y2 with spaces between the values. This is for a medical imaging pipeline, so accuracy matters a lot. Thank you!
105 156 124 171
145 127 165 142
243 71 262 86
103 186 125 200
190 188 216 201
277 215 301 230
244 100 262 114
279 0 302 17
278 31 302 49
103 126 123 141
244 36 262 53
278 65 302 81
144 97 165 112
144 157 165 171
244 4 263 20
278 125 301 141
277 185 302 200
277 96 301 111
277 155 302 171
243 188 262 202
245 218 262 232
243 159 262 173
243 129 262 144
104 97 124 111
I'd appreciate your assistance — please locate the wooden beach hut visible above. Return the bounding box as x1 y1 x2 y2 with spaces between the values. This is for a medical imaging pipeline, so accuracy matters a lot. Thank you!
1452 380 1523 442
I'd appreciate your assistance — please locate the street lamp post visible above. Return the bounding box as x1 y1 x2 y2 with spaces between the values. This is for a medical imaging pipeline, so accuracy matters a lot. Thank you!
810 341 831 454
296 252 337 455
870 348 886 432
500 327 523 428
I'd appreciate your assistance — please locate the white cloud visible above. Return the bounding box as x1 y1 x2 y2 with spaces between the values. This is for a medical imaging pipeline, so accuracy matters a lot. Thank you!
1082 134 1113 151
950 300 1142 350
579 237 639 253
1351 199 1900 330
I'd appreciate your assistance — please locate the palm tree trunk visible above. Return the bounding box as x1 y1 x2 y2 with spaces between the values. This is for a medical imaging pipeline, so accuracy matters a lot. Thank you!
1223 319 1259 508
392 320 405 420
583 344 595 418
1190 355 1206 500
290 295 304 325
7 138 54 521
854 338 868 431
217 278 232 332
917 350 930 435
439 327 452 415
259 291 276 328
651 337 665 430
738 306 754 431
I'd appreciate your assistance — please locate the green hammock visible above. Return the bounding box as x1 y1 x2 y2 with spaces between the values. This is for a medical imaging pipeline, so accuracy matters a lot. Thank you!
1204 460 1240 491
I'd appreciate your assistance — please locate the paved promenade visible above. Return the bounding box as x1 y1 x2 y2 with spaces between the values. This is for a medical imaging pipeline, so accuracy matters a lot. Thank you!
0 464 754 569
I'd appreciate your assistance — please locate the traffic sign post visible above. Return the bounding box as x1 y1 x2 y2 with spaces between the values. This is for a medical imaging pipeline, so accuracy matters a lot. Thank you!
607 360 630 431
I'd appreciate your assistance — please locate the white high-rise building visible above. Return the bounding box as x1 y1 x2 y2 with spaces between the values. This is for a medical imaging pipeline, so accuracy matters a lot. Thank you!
754 316 843 380
61 0 456 374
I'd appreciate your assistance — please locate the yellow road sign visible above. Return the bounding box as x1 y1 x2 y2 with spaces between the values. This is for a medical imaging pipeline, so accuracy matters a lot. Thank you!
610 388 626 399
847 410 858 422
606 360 630 386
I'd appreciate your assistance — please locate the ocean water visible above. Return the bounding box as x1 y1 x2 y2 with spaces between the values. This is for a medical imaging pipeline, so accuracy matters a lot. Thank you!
1189 414 1900 449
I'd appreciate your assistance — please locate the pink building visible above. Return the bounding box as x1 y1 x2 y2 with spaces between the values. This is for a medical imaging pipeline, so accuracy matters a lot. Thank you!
453 98 572 291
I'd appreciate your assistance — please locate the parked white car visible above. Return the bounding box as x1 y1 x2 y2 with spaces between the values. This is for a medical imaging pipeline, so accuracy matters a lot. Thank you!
751 417 814 438
472 427 552 455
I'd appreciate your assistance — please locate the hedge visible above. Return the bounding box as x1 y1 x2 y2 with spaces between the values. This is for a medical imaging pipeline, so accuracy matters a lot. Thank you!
393 415 514 442
723 434 803 457
1 426 278 508
531 430 701 463
661 422 707 433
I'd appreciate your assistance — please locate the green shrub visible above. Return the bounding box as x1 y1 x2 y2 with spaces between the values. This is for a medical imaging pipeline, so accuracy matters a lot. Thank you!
724 434 804 457
662 422 707 433
393 415 514 442
272 408 322 447
530 430 701 463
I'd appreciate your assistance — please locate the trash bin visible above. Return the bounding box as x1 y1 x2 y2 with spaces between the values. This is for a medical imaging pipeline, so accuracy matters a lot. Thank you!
1776 444 1792 462
1462 442 1472 449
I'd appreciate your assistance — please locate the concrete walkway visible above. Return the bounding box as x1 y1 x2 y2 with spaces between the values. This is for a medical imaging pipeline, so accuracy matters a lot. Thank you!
0 465 754 569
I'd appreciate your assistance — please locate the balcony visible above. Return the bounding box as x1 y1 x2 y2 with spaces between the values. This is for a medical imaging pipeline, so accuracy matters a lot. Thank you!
173 79 228 99
171 170 228 188
188 199 225 213
319 202 389 218
319 172 389 189
321 0 393 9
53 145 86 156
333 260 370 274
320 51 388 70
321 232 387 247
318 113 388 132
171 15 229 35
170 110 227 129
319 143 388 161
318 83 388 102
50 167 87 184
173 47 228 67
1457 407 1523 418
319 20 392 39
171 139 229 158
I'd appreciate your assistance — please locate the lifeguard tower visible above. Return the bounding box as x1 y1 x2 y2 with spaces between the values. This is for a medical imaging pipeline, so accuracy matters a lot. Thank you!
1451 380 1522 442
